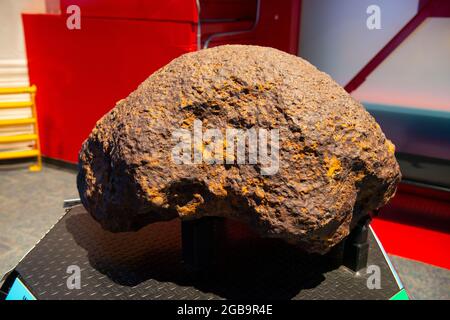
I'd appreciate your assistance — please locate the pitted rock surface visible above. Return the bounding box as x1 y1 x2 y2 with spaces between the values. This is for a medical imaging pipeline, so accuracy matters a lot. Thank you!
77 45 401 254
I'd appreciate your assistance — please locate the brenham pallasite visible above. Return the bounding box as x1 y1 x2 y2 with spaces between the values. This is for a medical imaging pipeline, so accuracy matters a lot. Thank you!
1 45 405 302
77 45 401 254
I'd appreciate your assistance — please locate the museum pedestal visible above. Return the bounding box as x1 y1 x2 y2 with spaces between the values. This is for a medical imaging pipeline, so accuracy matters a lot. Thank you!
0 206 407 300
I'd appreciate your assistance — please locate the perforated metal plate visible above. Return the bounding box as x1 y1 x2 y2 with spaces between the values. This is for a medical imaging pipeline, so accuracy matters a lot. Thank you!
9 206 400 299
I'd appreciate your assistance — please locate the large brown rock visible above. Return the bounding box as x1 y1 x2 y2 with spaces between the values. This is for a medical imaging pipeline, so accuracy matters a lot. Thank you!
77 45 401 254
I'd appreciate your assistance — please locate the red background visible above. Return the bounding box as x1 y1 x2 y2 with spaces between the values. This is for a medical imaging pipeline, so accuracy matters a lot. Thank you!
23 0 300 163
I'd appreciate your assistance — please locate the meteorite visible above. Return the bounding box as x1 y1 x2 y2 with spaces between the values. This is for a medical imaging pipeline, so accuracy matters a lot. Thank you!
77 45 401 254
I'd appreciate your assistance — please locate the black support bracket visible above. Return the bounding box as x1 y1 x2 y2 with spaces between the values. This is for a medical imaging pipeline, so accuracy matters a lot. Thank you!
181 217 224 271
343 216 371 272
181 215 372 273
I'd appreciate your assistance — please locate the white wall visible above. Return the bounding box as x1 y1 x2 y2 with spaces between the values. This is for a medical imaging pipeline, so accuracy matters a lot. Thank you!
0 0 45 88
352 18 450 111
0 0 46 60
299 0 418 86
0 0 46 151
0 0 45 91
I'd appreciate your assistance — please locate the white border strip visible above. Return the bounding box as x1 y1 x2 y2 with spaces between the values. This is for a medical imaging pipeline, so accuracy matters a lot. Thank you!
369 225 404 289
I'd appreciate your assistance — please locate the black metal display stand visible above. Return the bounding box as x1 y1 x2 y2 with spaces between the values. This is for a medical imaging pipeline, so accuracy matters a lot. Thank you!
181 215 371 273
1 206 405 300
181 217 223 271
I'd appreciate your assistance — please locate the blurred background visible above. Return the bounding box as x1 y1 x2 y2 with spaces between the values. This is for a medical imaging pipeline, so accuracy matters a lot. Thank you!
0 0 449 299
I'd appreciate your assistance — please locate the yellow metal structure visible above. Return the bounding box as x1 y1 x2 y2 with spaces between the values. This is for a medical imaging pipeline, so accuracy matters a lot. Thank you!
0 118 36 126
0 134 38 143
0 85 42 171
0 101 33 109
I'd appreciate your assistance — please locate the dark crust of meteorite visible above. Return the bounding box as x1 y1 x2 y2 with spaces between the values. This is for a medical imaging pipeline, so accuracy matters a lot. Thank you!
77 45 401 254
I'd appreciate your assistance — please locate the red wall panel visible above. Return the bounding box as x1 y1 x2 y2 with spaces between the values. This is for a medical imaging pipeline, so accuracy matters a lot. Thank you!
22 14 196 163
22 0 301 163
202 0 301 55
60 0 198 22
372 184 450 269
